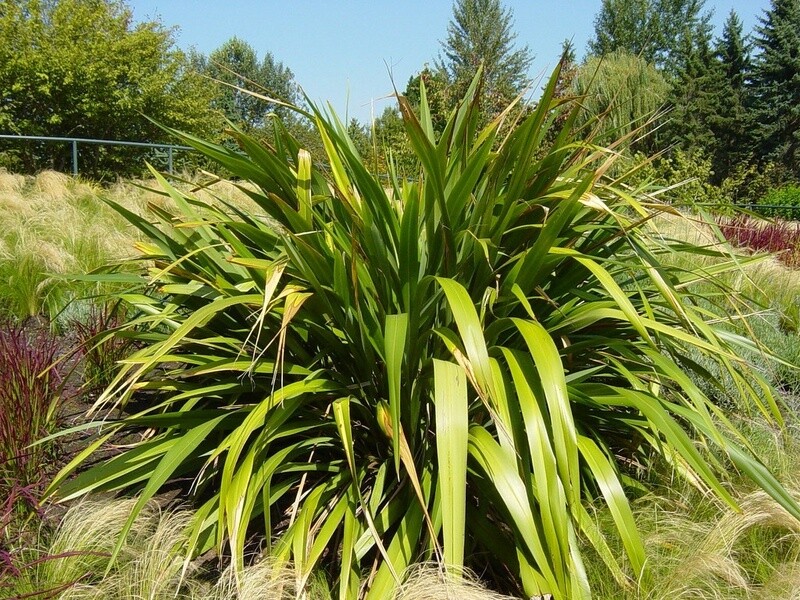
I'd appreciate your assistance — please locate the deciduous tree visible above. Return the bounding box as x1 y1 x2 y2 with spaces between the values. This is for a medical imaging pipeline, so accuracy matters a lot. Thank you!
196 37 299 130
573 50 670 154
0 0 218 176
403 66 451 134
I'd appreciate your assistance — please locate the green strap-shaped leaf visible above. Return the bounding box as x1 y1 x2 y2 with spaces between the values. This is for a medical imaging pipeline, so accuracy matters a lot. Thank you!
334 397 400 588
555 248 656 348
433 359 468 573
672 403 800 523
501 348 568 589
365 476 429 599
511 318 581 510
101 292 264 403
385 313 408 475
435 277 495 402
468 425 561 598
601 387 737 508
109 413 227 570
577 435 648 584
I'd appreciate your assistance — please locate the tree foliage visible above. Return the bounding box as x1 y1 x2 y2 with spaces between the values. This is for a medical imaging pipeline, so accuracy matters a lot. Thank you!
589 0 712 74
573 50 670 154
589 0 662 63
437 0 533 120
749 0 800 177
369 106 418 177
709 11 751 182
403 66 451 135
194 37 299 130
663 23 722 155
0 0 218 177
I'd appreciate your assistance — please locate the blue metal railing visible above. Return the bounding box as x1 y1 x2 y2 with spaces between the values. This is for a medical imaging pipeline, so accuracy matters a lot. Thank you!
0 134 193 176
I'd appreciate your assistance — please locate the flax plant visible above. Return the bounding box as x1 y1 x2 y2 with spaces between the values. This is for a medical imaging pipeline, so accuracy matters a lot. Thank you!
47 66 800 599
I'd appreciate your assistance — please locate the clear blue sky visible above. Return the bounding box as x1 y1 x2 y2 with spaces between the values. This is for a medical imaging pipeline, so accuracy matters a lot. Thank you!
128 0 770 123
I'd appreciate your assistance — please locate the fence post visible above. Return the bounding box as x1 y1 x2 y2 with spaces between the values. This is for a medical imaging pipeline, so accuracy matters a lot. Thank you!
168 146 173 175
71 140 78 176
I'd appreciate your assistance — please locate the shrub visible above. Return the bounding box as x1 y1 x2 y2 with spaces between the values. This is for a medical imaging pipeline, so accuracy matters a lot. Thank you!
48 66 800 599
757 184 800 220
647 149 732 210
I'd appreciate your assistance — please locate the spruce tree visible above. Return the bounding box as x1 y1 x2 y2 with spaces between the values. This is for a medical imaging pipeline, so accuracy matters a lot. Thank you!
437 0 533 120
749 0 800 177
709 11 751 182
666 27 722 155
589 0 662 64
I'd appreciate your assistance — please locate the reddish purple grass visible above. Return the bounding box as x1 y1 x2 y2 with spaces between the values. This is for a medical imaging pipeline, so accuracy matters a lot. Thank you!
718 215 800 268
0 323 68 594
0 322 62 486
1 480 101 596
1 482 41 579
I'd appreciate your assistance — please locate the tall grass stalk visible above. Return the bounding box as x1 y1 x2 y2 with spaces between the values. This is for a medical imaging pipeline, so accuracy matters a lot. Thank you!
70 301 133 390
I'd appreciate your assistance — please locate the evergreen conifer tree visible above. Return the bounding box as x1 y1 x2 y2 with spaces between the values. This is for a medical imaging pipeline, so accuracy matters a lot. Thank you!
709 10 751 182
589 0 712 75
665 23 722 155
437 0 533 120
589 0 662 64
749 0 800 177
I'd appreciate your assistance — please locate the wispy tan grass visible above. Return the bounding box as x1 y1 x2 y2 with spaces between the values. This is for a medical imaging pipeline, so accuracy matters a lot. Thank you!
649 210 800 308
644 488 800 599
7 496 525 600
585 417 800 600
0 170 255 321
395 566 519 600
210 559 306 600
0 169 26 193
